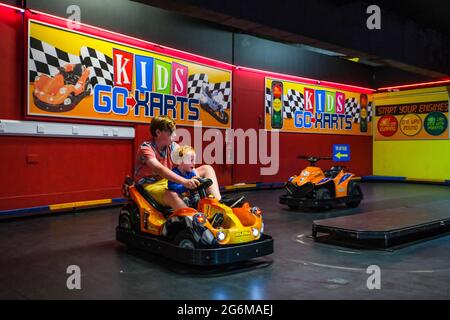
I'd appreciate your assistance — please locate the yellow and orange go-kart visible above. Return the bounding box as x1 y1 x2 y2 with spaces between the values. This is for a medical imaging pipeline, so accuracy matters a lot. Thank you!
280 155 363 210
116 177 274 266
33 63 91 113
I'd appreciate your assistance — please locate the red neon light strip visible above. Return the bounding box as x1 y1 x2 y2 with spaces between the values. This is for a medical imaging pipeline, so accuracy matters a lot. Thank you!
0 2 25 12
319 80 375 93
237 66 375 93
378 79 450 91
28 8 234 69
24 5 375 93
236 66 318 85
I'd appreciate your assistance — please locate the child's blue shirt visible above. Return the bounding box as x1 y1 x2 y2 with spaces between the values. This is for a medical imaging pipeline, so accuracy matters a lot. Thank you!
168 167 197 194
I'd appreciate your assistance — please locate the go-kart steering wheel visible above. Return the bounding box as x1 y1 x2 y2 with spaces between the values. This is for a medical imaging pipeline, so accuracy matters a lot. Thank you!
194 177 213 199
298 155 332 166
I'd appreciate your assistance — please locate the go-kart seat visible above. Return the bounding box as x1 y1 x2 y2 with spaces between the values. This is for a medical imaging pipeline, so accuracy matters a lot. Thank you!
324 166 345 178
135 184 174 216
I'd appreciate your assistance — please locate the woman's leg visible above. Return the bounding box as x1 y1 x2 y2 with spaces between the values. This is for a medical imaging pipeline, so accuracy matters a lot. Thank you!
196 165 222 200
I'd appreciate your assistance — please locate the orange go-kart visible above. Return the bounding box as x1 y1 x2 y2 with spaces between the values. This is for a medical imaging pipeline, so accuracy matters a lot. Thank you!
116 177 273 266
33 63 91 112
280 156 363 210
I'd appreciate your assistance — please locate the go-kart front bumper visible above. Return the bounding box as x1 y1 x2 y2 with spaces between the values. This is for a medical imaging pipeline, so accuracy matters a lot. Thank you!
116 227 274 266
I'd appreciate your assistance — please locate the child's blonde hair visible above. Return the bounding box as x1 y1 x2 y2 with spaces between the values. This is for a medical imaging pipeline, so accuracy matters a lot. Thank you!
172 145 196 165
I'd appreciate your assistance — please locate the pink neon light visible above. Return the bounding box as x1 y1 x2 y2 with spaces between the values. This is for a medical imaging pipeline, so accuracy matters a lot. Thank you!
27 8 234 70
0 2 25 12
378 79 450 91
237 66 375 93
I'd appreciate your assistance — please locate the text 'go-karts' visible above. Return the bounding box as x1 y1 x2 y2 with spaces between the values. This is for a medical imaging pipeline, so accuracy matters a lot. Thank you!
33 63 91 112
280 156 363 210
116 177 274 266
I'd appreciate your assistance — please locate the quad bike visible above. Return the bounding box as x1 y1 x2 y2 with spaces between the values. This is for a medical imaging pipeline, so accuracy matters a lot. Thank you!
116 177 273 266
33 63 92 112
279 156 363 210
199 85 229 124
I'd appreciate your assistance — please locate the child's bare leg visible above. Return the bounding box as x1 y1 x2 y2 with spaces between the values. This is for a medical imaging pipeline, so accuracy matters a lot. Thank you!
163 190 187 210
196 165 221 200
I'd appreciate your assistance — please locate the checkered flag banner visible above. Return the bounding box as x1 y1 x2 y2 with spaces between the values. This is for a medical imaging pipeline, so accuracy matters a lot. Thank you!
344 97 359 122
283 89 304 118
187 73 231 109
265 87 304 119
367 101 373 122
80 47 114 89
265 87 272 114
188 73 209 98
345 98 373 123
208 81 231 109
29 37 81 82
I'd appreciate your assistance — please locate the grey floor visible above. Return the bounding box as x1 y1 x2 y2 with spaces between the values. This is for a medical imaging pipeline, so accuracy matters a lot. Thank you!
0 182 449 300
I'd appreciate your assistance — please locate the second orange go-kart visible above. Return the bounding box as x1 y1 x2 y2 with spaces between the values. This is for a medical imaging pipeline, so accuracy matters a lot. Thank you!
280 155 363 210
116 177 274 266
33 63 91 113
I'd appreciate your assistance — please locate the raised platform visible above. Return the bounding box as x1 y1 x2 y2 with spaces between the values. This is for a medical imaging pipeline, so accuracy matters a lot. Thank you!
312 207 450 248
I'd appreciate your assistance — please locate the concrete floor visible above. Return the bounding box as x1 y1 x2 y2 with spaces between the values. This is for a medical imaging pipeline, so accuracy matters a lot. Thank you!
0 182 449 300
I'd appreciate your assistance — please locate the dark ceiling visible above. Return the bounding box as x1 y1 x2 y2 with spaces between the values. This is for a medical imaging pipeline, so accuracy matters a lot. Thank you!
329 0 450 37
134 0 450 81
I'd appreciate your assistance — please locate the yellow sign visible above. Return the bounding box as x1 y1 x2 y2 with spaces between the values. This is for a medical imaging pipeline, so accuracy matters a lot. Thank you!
27 20 232 128
399 114 422 136
374 88 449 140
265 78 373 135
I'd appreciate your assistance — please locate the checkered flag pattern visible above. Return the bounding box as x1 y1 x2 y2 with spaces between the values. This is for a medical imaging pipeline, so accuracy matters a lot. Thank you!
345 98 373 123
265 87 304 118
80 46 114 88
208 81 231 109
344 97 359 123
367 101 373 122
188 73 209 99
187 73 231 110
265 87 272 114
29 37 81 82
283 89 304 118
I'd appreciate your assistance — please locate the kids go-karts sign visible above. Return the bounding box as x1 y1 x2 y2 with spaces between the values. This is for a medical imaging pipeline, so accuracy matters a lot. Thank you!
27 20 232 128
374 101 449 140
265 78 373 135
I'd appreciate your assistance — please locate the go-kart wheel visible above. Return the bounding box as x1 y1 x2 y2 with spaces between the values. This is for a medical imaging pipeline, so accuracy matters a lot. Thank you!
316 188 331 210
86 83 93 94
173 230 198 249
119 213 132 230
316 188 331 200
119 204 139 232
346 181 362 208
63 95 74 106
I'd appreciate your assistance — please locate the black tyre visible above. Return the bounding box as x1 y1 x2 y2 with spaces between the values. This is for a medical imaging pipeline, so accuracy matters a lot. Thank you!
316 188 331 200
346 181 362 208
288 205 299 210
119 204 139 232
173 229 198 249
316 188 331 210
63 95 74 106
119 212 132 230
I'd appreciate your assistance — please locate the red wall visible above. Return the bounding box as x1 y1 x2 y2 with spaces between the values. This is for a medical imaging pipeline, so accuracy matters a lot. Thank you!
0 7 372 211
